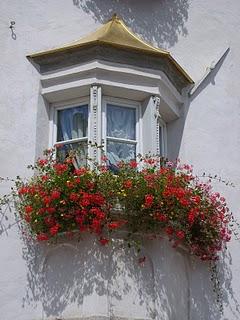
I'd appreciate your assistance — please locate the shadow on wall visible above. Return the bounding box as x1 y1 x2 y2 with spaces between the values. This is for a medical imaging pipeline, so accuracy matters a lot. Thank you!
167 48 230 161
18 227 240 319
72 0 189 49
0 205 239 319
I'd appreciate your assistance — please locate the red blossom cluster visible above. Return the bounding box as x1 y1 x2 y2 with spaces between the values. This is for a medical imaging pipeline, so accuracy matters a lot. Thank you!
15 151 231 260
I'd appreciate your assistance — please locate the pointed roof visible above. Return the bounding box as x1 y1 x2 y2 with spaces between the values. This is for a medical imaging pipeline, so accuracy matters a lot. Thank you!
27 14 193 86
29 14 169 57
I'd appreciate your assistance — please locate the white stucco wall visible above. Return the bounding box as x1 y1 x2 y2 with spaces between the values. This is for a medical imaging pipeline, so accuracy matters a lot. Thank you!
0 1 240 319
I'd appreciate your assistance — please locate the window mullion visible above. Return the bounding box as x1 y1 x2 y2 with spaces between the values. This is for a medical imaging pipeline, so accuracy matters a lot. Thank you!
89 85 102 164
55 137 87 146
107 136 137 144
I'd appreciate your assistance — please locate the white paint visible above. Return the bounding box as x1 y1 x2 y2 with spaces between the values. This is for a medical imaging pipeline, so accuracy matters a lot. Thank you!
1 0 240 319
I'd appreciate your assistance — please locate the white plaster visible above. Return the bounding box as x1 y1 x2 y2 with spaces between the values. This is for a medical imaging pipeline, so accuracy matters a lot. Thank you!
1 0 240 319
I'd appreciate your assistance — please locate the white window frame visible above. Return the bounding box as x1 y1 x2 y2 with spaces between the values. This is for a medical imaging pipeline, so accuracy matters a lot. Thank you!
49 96 90 150
158 118 167 157
48 93 168 164
102 96 142 161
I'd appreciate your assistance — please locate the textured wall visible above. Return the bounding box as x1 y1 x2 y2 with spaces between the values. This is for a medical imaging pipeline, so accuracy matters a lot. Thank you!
0 1 240 319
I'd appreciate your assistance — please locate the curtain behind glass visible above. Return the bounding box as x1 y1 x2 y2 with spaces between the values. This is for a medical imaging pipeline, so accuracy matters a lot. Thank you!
57 105 88 142
107 104 136 140
107 104 136 164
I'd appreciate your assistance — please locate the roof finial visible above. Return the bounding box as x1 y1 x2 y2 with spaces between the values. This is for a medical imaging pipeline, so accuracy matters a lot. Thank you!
111 13 120 21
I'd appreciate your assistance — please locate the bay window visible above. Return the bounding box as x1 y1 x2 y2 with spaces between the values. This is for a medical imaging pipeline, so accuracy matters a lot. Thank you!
29 15 193 164
51 96 144 165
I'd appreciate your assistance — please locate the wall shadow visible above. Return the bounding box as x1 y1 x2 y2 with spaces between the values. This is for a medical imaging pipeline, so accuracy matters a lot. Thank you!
19 228 239 319
72 0 190 49
167 48 230 161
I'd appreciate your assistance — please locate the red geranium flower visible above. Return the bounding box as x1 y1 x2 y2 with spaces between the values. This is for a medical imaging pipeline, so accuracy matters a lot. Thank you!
50 224 60 236
51 190 61 200
144 194 154 208
176 230 185 239
129 160 137 168
123 180 132 189
99 237 109 246
37 233 49 241
25 205 33 214
165 226 174 235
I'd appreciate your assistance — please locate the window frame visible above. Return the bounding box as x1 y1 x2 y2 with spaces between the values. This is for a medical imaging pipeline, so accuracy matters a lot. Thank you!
102 96 142 162
49 96 90 150
158 118 167 157
49 93 167 163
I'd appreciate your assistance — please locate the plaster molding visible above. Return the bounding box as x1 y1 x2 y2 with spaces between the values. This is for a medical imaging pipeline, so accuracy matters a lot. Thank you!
41 61 182 122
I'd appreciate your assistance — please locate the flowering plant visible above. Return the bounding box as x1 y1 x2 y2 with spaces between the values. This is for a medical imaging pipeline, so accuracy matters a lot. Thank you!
10 148 232 262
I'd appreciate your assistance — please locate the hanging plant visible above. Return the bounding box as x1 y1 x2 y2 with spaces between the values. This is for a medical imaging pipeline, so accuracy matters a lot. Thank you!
1 147 231 263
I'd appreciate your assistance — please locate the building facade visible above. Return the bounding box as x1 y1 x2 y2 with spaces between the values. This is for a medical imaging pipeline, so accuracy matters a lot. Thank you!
0 1 240 319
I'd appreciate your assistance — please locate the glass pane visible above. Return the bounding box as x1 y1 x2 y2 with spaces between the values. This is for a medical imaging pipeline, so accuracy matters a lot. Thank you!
107 140 136 164
107 104 136 140
56 141 88 167
57 105 88 142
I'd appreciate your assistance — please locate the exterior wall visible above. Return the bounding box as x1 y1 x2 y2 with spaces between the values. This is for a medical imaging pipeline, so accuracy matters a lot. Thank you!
0 1 240 319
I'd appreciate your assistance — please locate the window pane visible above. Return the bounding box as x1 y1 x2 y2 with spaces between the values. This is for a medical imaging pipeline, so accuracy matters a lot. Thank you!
57 105 88 142
56 141 88 167
107 140 136 164
107 104 136 140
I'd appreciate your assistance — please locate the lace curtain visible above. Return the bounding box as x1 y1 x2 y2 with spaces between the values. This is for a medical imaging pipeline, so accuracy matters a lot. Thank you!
107 104 136 164
57 105 88 165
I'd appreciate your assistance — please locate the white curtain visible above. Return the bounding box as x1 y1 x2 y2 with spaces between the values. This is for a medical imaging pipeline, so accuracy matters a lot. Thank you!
57 105 88 142
107 104 136 164
57 105 88 166
107 105 136 140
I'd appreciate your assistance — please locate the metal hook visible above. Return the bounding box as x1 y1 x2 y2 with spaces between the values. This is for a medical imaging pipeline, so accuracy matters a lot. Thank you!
9 21 16 40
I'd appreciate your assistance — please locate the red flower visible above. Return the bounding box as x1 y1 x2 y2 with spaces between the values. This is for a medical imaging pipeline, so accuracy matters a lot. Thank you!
46 207 56 214
144 194 154 208
69 193 79 202
108 220 127 230
165 226 174 235
129 160 137 168
43 196 51 206
25 214 31 223
179 198 190 206
37 233 49 241
101 155 108 162
91 219 101 234
99 237 109 246
25 205 33 214
188 209 196 225
66 180 75 188
74 177 81 184
44 216 56 226
53 163 68 175
74 168 87 176
176 230 185 239
41 175 49 181
51 190 61 200
91 193 105 206
18 186 29 195
50 224 60 236
191 196 201 204
37 159 48 167
123 180 132 189
76 216 84 225
154 212 167 222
